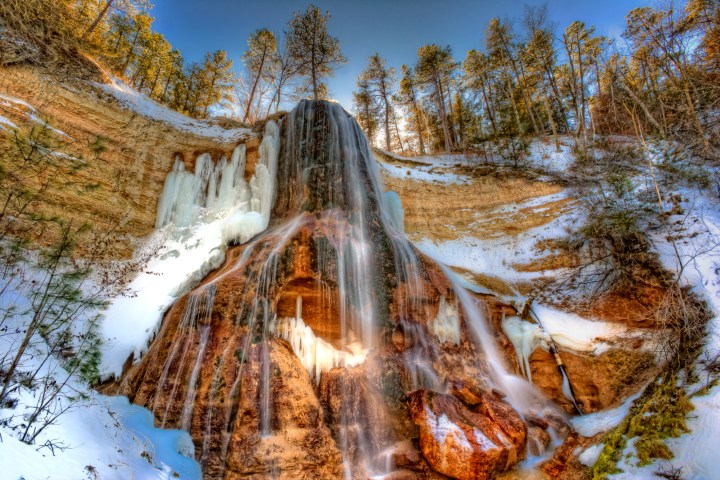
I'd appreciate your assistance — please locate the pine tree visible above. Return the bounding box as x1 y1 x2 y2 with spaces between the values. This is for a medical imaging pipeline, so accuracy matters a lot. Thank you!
463 49 500 138
243 29 278 123
415 44 457 152
353 80 380 145
398 65 427 154
285 4 347 100
199 50 236 118
358 53 398 152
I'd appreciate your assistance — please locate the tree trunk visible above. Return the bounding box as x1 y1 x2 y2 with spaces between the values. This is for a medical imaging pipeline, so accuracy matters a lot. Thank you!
543 92 560 152
409 87 426 155
84 0 115 39
244 51 268 123
479 76 498 138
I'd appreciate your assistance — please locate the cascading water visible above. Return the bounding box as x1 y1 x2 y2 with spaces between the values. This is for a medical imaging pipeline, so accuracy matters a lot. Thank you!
114 100 567 480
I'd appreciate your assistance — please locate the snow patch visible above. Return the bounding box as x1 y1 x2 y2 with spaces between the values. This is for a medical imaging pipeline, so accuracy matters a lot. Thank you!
98 76 251 142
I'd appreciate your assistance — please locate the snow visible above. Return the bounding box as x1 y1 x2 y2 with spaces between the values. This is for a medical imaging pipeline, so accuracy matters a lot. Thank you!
0 114 18 130
526 139 575 175
578 443 605 467
572 389 644 437
378 160 471 185
532 304 629 354
424 405 472 451
0 393 200 480
0 310 199 479
101 121 280 380
473 428 496 451
98 77 251 142
612 187 720 479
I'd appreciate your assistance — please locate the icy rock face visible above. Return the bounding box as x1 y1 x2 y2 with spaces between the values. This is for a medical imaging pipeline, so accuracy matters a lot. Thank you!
114 101 563 479
224 120 280 244
502 316 548 382
155 120 280 244
409 389 527 480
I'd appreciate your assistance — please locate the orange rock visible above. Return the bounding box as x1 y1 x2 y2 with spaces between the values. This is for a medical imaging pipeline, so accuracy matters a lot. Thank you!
409 390 526 480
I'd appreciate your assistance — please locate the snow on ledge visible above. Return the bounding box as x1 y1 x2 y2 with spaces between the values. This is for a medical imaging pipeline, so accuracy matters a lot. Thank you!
97 77 252 142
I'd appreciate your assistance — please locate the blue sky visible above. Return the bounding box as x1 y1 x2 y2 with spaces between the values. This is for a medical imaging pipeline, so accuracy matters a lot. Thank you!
151 0 649 110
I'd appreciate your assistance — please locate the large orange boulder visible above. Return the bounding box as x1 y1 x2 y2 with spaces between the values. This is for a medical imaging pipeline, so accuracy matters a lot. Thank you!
409 390 526 480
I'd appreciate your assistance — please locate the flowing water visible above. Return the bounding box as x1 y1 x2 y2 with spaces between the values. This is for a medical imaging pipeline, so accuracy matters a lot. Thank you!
119 100 565 479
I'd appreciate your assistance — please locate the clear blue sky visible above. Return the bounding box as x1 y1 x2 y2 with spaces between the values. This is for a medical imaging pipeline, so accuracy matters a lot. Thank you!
151 0 650 111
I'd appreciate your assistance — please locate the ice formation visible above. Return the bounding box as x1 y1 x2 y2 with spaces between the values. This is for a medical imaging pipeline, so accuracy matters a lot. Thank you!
223 121 281 244
429 295 460 344
501 316 548 382
100 122 279 380
156 120 280 239
384 190 405 232
271 313 367 384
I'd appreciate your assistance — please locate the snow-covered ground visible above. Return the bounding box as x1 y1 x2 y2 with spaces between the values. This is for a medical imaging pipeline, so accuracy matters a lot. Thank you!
609 186 720 479
0 283 200 480
98 77 251 142
525 138 575 175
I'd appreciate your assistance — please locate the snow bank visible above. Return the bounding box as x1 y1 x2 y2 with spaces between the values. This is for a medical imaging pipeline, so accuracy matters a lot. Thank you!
0 316 200 479
0 393 200 480
532 304 628 354
98 77 251 142
413 191 577 287
615 188 720 479
571 389 643 437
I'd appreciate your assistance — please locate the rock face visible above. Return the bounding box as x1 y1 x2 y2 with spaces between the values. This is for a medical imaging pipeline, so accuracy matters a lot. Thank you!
0 65 257 257
410 390 526 480
108 100 564 478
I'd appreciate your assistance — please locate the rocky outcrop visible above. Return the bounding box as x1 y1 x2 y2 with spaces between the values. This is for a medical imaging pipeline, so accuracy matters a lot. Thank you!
409 390 526 480
0 65 257 257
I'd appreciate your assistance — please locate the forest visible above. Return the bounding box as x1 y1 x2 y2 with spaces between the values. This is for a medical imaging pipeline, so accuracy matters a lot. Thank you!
2 0 717 158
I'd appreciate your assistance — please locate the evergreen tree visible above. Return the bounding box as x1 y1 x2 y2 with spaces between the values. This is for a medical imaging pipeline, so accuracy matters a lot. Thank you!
243 29 278 123
199 50 236 118
285 4 347 100
353 80 380 145
358 53 398 151
398 65 427 154
415 44 457 152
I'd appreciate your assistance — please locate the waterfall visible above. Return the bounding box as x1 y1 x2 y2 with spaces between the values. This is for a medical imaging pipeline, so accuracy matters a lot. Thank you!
119 100 566 480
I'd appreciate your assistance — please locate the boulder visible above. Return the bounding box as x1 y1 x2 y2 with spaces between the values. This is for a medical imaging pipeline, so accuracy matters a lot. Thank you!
409 390 526 480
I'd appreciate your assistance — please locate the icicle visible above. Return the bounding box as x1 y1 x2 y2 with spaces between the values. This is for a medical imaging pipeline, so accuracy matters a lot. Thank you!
429 295 460 344
272 317 366 384
223 120 280 245
501 316 549 382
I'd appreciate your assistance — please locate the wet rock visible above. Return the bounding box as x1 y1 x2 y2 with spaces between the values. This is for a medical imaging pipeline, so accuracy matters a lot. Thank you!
527 426 551 456
409 390 526 480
